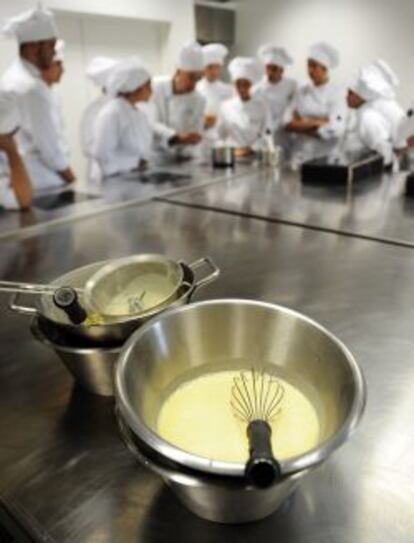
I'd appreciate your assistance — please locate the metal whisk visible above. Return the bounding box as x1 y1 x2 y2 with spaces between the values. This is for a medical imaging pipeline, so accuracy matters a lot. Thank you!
231 369 285 488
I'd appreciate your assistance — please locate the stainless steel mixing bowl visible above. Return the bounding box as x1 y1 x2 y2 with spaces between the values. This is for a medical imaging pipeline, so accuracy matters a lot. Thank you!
10 257 219 345
31 317 120 396
115 299 366 523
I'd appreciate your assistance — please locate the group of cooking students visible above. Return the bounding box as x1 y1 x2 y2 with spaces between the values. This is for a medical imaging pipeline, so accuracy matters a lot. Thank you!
0 6 413 210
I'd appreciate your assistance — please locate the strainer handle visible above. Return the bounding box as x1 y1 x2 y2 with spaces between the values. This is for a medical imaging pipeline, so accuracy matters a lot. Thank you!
53 287 87 325
187 257 220 290
8 292 39 316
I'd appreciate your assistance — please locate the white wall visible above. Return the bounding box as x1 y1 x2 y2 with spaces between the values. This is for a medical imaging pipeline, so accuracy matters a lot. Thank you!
0 0 195 181
54 12 168 182
236 0 414 107
0 0 195 72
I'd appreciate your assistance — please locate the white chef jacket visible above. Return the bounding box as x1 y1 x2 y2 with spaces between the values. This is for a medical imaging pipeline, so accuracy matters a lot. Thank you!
148 75 206 156
196 78 233 117
217 95 272 149
80 94 110 182
50 89 70 160
286 81 348 163
371 97 405 150
80 94 109 159
253 77 297 132
0 153 19 210
91 97 153 178
1 59 68 189
342 100 402 165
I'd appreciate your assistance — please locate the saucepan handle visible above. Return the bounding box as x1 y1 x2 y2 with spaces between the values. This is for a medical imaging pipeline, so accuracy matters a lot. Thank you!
187 257 220 291
8 292 39 316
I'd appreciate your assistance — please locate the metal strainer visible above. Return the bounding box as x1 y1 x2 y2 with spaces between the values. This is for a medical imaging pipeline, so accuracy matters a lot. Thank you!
84 254 186 318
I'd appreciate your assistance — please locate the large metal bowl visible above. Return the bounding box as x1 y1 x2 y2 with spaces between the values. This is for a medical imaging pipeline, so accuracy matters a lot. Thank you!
9 257 219 346
115 299 366 523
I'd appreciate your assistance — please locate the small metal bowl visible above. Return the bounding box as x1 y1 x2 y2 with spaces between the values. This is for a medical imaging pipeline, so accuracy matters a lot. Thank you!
212 146 235 169
10 257 220 346
31 316 120 396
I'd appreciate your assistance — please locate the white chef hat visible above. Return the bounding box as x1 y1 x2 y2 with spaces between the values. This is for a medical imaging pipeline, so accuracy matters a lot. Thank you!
0 90 19 134
86 57 118 88
350 62 395 102
228 57 262 83
308 41 340 69
177 42 204 72
53 39 64 63
257 44 293 67
202 43 229 67
2 7 57 44
106 57 151 96
372 59 399 90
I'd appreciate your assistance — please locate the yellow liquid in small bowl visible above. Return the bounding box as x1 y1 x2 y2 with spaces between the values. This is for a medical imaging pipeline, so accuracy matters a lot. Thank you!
157 370 320 463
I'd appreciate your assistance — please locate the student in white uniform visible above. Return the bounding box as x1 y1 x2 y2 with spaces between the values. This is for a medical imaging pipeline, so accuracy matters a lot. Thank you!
0 91 32 210
345 60 405 167
1 7 76 189
368 60 405 152
148 42 206 159
91 58 153 179
254 45 297 151
80 57 118 168
196 43 233 131
41 40 70 161
217 57 271 158
285 42 347 166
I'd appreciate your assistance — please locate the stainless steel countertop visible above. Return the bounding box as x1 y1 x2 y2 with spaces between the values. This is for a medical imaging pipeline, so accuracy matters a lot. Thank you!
158 166 414 246
0 163 243 243
1 187 414 542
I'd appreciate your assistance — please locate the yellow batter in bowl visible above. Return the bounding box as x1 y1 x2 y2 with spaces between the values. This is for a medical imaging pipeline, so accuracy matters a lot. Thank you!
157 370 320 463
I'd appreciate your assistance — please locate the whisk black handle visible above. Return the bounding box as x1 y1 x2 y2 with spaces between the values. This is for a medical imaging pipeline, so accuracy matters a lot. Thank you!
246 420 281 488
53 287 87 325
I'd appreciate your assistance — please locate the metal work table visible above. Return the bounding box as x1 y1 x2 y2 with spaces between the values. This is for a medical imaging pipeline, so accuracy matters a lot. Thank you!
0 163 240 242
158 167 414 246
0 192 414 542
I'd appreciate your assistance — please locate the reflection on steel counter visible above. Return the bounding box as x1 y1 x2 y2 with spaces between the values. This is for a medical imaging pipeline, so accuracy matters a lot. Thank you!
33 190 100 211
121 170 192 184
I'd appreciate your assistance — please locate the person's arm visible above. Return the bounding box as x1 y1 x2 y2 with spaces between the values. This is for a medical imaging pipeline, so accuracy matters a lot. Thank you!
142 94 177 148
317 91 348 141
169 94 204 145
251 100 273 152
214 104 229 143
285 111 327 133
0 135 32 209
283 87 326 133
144 89 203 148
26 88 76 183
